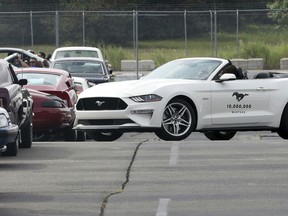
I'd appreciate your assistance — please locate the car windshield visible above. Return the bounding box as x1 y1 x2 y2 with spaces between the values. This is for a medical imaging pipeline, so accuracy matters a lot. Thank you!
53 60 105 75
143 59 222 80
55 50 99 59
16 73 61 85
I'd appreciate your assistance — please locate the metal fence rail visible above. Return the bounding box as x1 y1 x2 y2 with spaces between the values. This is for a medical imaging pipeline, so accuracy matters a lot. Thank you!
0 9 286 68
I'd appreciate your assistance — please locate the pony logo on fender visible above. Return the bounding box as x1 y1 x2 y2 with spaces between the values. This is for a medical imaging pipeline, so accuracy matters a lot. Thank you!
232 92 249 102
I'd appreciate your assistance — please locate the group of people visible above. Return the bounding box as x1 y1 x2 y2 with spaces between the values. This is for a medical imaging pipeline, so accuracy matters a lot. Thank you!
11 50 51 68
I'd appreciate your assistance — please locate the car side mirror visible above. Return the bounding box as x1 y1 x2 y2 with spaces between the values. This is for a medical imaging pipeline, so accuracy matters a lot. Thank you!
18 79 28 86
216 73 236 83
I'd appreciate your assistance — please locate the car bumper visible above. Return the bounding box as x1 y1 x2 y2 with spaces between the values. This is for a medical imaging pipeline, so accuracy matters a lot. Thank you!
33 107 74 133
73 100 163 132
0 124 19 152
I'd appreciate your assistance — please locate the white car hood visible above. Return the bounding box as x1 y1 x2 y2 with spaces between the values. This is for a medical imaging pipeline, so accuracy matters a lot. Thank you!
78 79 198 99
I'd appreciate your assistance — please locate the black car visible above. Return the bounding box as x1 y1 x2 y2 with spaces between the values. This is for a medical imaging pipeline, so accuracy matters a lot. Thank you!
0 59 33 156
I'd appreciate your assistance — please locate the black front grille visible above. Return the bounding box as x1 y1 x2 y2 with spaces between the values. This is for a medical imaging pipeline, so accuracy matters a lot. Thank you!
77 97 128 110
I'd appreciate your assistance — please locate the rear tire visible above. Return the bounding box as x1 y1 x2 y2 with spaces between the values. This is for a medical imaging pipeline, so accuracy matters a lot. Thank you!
203 131 237 140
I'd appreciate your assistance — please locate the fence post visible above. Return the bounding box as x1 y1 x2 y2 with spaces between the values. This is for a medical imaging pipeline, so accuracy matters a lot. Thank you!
82 11 85 46
30 11 34 47
210 10 213 56
214 10 217 57
133 10 139 79
184 10 188 56
55 11 59 48
236 9 239 57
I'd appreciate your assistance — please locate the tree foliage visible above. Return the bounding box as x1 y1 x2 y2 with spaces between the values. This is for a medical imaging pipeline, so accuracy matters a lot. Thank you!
267 0 288 28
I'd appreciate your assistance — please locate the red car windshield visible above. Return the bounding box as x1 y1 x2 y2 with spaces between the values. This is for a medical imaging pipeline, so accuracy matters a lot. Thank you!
17 73 61 86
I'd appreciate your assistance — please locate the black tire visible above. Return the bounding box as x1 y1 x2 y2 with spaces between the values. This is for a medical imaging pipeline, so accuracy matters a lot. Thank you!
203 131 237 140
87 131 123 141
277 104 288 139
77 131 87 141
20 116 33 148
154 98 196 141
33 133 52 142
2 135 19 156
64 128 77 141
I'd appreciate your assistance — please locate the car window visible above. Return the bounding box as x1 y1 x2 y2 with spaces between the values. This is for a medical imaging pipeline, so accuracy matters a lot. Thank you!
143 59 222 80
16 73 61 86
55 50 99 59
53 61 105 75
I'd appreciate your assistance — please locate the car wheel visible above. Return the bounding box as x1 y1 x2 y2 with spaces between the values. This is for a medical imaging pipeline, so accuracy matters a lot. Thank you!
33 133 52 142
87 131 123 141
2 134 20 156
64 128 77 141
203 131 237 140
277 104 288 139
77 131 87 141
155 98 196 141
20 116 33 148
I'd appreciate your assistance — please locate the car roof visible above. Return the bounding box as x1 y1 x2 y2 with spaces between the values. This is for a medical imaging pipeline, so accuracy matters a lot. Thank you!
51 46 104 61
53 46 102 52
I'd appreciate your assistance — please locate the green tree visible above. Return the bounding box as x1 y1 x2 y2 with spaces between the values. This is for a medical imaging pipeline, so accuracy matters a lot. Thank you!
267 0 288 28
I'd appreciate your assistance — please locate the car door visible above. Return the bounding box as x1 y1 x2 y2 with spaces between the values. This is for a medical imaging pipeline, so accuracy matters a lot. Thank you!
0 64 23 125
210 79 273 127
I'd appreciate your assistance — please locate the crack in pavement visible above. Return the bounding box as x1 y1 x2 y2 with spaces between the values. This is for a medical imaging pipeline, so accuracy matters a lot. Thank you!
98 139 148 216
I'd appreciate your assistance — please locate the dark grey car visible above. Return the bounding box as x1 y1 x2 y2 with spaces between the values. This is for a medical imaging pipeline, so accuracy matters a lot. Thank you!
50 57 112 85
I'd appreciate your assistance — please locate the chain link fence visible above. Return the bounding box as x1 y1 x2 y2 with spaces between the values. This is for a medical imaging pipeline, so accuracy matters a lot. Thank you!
0 9 285 69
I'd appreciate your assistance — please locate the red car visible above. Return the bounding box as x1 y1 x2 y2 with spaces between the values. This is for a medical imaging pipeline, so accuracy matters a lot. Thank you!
15 68 84 141
28 89 74 141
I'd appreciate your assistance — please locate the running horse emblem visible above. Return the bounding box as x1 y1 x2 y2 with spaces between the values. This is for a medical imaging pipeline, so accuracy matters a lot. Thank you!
232 92 249 102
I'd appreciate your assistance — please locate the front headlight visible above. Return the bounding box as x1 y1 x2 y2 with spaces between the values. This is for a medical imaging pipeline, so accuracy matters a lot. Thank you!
0 114 9 128
130 94 162 102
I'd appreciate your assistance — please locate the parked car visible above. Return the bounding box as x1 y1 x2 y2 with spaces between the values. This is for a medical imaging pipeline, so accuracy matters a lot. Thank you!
28 89 77 141
0 59 33 156
73 77 94 95
0 107 19 155
50 46 112 72
0 47 49 67
73 57 288 141
15 67 81 141
50 57 112 85
50 46 104 61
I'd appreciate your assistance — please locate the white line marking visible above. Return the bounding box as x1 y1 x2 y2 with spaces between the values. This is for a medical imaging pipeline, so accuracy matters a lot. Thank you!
169 142 179 165
156 198 170 216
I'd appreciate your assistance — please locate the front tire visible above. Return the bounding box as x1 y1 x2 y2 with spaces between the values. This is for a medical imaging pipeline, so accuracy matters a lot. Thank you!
155 98 196 141
277 104 288 139
20 116 33 148
87 131 123 141
203 131 237 140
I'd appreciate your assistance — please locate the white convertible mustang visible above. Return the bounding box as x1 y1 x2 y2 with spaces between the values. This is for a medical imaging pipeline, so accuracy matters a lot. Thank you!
73 57 288 141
